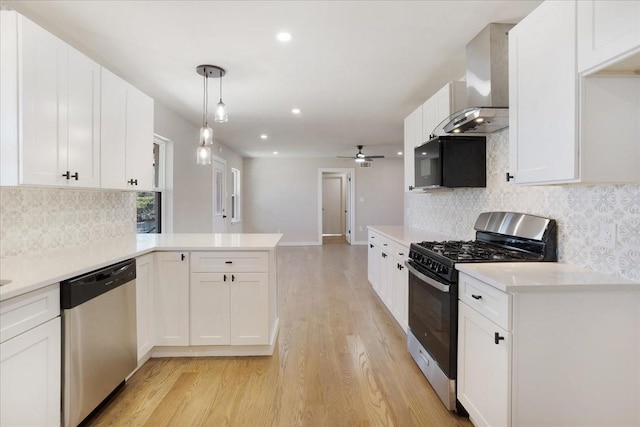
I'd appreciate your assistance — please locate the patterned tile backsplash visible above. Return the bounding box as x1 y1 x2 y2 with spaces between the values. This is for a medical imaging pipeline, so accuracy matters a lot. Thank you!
406 130 640 281
0 187 136 258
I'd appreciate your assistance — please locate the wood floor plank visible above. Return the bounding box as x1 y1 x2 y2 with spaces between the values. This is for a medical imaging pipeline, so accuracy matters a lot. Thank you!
86 244 473 427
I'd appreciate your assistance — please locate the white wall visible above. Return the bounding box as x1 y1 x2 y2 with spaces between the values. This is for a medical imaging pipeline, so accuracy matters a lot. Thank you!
154 102 243 233
243 157 404 244
406 129 640 281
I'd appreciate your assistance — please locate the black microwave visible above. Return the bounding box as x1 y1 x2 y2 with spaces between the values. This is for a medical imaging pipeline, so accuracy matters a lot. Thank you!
412 135 486 190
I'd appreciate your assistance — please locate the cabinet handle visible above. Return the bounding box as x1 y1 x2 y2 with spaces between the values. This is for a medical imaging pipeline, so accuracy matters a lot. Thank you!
471 294 482 300
398 252 404 256
494 332 505 345
71 172 79 181
505 172 514 182
381 253 387 258
409 185 415 191
232 275 235 282
399 264 404 271
224 274 227 281
62 171 70 180
128 178 138 186
225 261 233 264
383 243 388 246
370 244 374 249
181 254 186 261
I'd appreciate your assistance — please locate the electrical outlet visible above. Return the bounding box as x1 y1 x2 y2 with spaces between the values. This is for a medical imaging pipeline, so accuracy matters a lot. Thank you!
599 223 616 249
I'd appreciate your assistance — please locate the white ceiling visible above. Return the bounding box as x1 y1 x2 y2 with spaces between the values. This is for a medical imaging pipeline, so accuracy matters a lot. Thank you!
7 1 541 159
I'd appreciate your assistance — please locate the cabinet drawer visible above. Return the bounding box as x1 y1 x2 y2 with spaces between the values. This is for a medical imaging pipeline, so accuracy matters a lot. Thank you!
191 251 268 273
368 230 381 246
459 273 511 331
0 284 60 343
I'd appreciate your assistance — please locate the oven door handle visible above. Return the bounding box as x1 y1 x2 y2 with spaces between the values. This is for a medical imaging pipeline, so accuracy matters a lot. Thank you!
405 261 450 293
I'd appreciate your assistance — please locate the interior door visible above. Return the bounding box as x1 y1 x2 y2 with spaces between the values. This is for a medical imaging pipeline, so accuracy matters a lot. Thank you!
322 176 342 235
345 172 352 244
213 157 227 232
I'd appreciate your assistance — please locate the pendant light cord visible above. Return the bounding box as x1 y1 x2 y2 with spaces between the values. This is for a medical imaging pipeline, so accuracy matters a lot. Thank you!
219 72 223 102
203 71 208 127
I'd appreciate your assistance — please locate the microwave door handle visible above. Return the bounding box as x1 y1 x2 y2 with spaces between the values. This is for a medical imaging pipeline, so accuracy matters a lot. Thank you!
405 261 450 293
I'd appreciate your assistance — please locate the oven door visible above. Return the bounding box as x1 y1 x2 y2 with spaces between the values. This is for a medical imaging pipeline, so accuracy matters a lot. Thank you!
406 260 458 379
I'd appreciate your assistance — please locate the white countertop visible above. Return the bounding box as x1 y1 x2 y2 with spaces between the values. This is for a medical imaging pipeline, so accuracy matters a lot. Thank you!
0 233 283 301
367 225 454 248
457 262 640 292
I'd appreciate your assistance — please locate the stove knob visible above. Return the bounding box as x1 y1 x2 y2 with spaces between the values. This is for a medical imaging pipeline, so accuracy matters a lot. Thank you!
440 265 449 274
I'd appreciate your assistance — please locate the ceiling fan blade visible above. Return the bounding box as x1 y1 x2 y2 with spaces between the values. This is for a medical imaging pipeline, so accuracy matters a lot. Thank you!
366 155 385 159
336 156 356 159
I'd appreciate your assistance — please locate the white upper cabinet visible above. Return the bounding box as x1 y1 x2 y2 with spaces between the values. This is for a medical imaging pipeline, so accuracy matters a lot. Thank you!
577 0 640 73
403 105 422 192
404 81 466 192
101 68 154 191
509 0 578 184
421 81 466 141
1 12 100 188
509 0 640 185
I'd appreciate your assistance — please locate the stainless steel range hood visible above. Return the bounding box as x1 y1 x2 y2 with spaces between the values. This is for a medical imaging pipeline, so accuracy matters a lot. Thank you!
443 23 514 135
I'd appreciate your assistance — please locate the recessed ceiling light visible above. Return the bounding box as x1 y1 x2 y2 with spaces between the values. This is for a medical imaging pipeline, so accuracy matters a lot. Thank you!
397 151 403 156
273 151 278 155
291 108 301 115
260 134 268 140
276 32 292 42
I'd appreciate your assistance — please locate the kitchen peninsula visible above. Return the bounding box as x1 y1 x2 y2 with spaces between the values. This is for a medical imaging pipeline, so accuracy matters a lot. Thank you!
0 233 282 426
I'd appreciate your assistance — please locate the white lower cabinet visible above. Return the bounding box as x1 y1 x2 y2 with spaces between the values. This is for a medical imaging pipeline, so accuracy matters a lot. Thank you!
458 301 510 427
457 270 640 427
136 253 155 361
367 229 409 332
190 252 270 346
0 284 61 427
154 252 190 346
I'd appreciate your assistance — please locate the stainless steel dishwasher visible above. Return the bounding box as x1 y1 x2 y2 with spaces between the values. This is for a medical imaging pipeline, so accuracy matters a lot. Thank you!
61 258 137 427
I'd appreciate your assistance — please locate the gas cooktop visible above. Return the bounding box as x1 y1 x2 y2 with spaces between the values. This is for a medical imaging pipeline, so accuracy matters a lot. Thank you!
414 240 542 262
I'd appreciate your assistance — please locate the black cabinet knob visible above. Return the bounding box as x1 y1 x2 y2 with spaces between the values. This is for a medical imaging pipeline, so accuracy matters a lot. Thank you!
181 254 186 261
494 332 505 345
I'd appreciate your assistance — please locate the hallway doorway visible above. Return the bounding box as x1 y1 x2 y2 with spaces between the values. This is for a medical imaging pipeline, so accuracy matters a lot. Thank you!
318 168 355 245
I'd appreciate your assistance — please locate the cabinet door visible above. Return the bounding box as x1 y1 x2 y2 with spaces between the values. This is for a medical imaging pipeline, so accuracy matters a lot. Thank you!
190 273 231 345
458 302 511 427
125 85 154 191
578 0 640 73
155 252 190 346
422 96 437 141
0 317 60 427
367 242 380 291
509 0 578 184
136 254 154 360
403 105 422 191
230 272 269 345
19 16 67 186
100 68 128 190
391 255 409 332
379 250 394 308
66 45 101 188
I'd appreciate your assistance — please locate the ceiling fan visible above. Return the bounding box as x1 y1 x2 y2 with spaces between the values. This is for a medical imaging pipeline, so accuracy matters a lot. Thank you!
337 145 385 162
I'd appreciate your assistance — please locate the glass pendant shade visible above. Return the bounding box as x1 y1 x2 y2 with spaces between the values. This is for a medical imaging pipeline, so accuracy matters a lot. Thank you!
200 125 214 145
214 101 228 123
196 143 212 165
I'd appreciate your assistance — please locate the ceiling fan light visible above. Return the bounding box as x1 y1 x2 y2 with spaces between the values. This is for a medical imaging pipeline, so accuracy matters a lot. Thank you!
355 158 365 163
356 153 365 158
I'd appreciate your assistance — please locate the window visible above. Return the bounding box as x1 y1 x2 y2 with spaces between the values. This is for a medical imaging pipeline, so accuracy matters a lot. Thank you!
231 167 241 223
136 138 166 233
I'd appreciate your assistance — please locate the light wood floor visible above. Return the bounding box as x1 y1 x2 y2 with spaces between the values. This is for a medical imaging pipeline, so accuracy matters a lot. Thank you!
87 244 472 427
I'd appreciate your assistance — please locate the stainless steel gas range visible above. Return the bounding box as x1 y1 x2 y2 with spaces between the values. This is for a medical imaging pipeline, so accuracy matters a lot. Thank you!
405 212 557 413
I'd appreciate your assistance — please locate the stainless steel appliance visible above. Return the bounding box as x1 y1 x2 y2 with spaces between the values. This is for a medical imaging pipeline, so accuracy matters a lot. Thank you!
61 259 137 427
412 135 486 190
406 212 557 412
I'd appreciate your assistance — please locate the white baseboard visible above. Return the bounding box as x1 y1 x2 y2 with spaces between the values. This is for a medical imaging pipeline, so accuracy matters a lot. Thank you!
278 241 321 246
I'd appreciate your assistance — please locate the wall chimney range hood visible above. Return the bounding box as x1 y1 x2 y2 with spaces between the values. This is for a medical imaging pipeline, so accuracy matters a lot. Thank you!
443 23 514 135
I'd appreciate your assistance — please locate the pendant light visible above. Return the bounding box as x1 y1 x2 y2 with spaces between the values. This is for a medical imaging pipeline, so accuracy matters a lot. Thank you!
215 68 228 123
195 65 226 165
